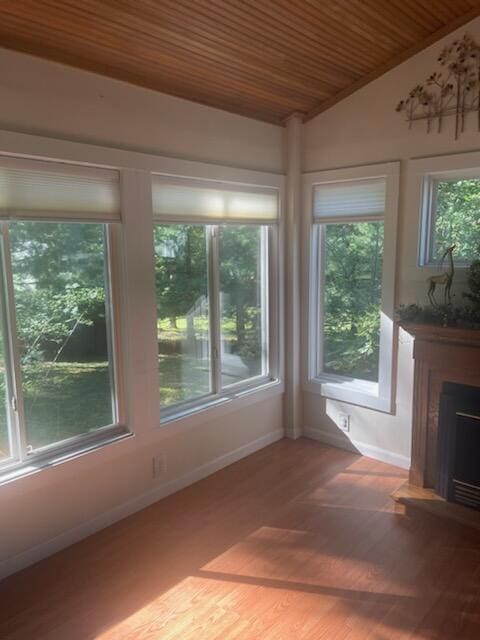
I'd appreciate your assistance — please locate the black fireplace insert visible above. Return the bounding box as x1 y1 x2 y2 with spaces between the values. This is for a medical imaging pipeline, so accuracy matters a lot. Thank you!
436 382 480 510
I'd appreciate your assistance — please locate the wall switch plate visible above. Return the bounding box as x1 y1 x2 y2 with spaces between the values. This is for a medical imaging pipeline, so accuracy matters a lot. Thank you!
338 413 350 432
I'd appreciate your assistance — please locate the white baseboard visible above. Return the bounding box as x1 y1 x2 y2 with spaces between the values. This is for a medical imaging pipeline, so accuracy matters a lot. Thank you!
0 428 284 581
304 427 410 470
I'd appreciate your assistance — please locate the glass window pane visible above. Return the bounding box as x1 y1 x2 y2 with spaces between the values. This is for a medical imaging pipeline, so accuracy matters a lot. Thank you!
433 179 480 263
10 222 115 451
0 288 11 461
219 225 267 387
322 221 383 382
154 225 211 407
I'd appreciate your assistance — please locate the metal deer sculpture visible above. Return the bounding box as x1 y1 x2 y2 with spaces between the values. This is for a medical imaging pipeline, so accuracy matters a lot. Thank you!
427 245 456 306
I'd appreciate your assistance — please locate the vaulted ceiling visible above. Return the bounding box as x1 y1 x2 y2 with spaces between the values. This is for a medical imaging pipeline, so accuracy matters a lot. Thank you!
1 1 480 125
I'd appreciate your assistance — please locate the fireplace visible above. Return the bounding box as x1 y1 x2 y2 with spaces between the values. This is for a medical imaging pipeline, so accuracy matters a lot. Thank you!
436 382 480 510
392 323 480 528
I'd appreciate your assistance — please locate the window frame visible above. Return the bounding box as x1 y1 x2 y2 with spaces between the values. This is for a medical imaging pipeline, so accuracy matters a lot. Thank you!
152 177 281 423
216 223 271 392
303 162 400 413
419 170 480 267
0 219 128 477
157 221 279 422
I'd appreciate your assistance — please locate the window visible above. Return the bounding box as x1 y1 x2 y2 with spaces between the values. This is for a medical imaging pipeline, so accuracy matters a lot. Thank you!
0 297 10 462
420 175 480 265
305 163 399 412
0 159 125 474
152 177 278 416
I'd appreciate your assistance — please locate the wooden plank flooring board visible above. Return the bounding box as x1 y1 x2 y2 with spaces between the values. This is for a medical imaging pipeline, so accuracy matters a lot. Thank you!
0 439 479 639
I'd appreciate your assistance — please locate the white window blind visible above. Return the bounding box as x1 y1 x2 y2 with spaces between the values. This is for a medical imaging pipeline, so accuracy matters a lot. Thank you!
313 178 385 221
0 157 121 221
152 176 278 223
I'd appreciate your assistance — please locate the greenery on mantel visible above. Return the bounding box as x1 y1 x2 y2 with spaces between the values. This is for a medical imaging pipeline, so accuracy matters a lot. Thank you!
397 258 480 329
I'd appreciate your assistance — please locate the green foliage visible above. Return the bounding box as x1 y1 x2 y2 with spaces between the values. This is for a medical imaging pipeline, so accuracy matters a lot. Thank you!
21 362 112 450
464 258 480 307
397 303 458 326
158 352 210 406
397 179 480 328
434 180 480 262
154 225 208 324
397 258 480 329
0 222 112 454
323 222 383 382
10 222 108 364
155 224 264 388
0 361 113 454
219 226 263 369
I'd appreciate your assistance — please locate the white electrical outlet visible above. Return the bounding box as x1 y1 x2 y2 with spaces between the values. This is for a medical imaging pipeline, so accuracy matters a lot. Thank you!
152 452 167 478
338 413 350 432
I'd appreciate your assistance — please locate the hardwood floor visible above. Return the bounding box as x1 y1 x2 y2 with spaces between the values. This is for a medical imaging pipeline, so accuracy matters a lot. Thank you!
0 438 479 639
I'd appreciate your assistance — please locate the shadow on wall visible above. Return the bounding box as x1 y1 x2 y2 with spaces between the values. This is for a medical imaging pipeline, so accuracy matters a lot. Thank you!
304 395 364 454
303 327 414 469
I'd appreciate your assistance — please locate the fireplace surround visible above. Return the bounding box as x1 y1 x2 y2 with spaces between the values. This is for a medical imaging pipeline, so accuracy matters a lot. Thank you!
404 323 480 489
393 323 480 526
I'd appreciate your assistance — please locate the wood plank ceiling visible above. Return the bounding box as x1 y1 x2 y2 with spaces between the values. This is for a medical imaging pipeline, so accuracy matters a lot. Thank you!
0 1 480 125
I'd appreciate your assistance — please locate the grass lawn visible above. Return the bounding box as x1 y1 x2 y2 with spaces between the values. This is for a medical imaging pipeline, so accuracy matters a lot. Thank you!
0 362 113 453
157 316 237 340
0 313 254 456
22 362 115 450
0 353 214 455
159 352 211 407
158 316 212 406
157 314 261 407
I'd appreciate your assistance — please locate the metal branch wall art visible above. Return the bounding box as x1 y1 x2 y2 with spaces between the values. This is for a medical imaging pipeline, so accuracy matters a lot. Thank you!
396 34 480 139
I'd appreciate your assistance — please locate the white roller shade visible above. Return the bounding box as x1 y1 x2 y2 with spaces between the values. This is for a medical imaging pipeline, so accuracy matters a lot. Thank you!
152 176 278 223
313 177 385 221
0 157 121 221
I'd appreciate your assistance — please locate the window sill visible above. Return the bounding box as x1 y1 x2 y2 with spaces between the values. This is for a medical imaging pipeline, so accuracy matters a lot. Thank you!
159 378 283 429
304 376 392 413
0 426 132 487
419 260 470 269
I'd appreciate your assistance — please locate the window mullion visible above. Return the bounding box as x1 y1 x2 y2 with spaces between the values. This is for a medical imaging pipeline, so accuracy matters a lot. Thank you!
316 224 326 378
261 226 270 377
208 225 222 395
0 223 28 461
428 178 438 264
104 225 125 426
267 225 279 381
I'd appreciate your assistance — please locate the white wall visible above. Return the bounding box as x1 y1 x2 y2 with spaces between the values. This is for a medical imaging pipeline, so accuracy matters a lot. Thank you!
0 48 283 173
303 17 480 466
1 393 283 577
0 49 284 578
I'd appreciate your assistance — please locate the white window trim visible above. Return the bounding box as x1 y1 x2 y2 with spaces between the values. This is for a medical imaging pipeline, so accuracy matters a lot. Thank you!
302 162 400 413
416 155 480 267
